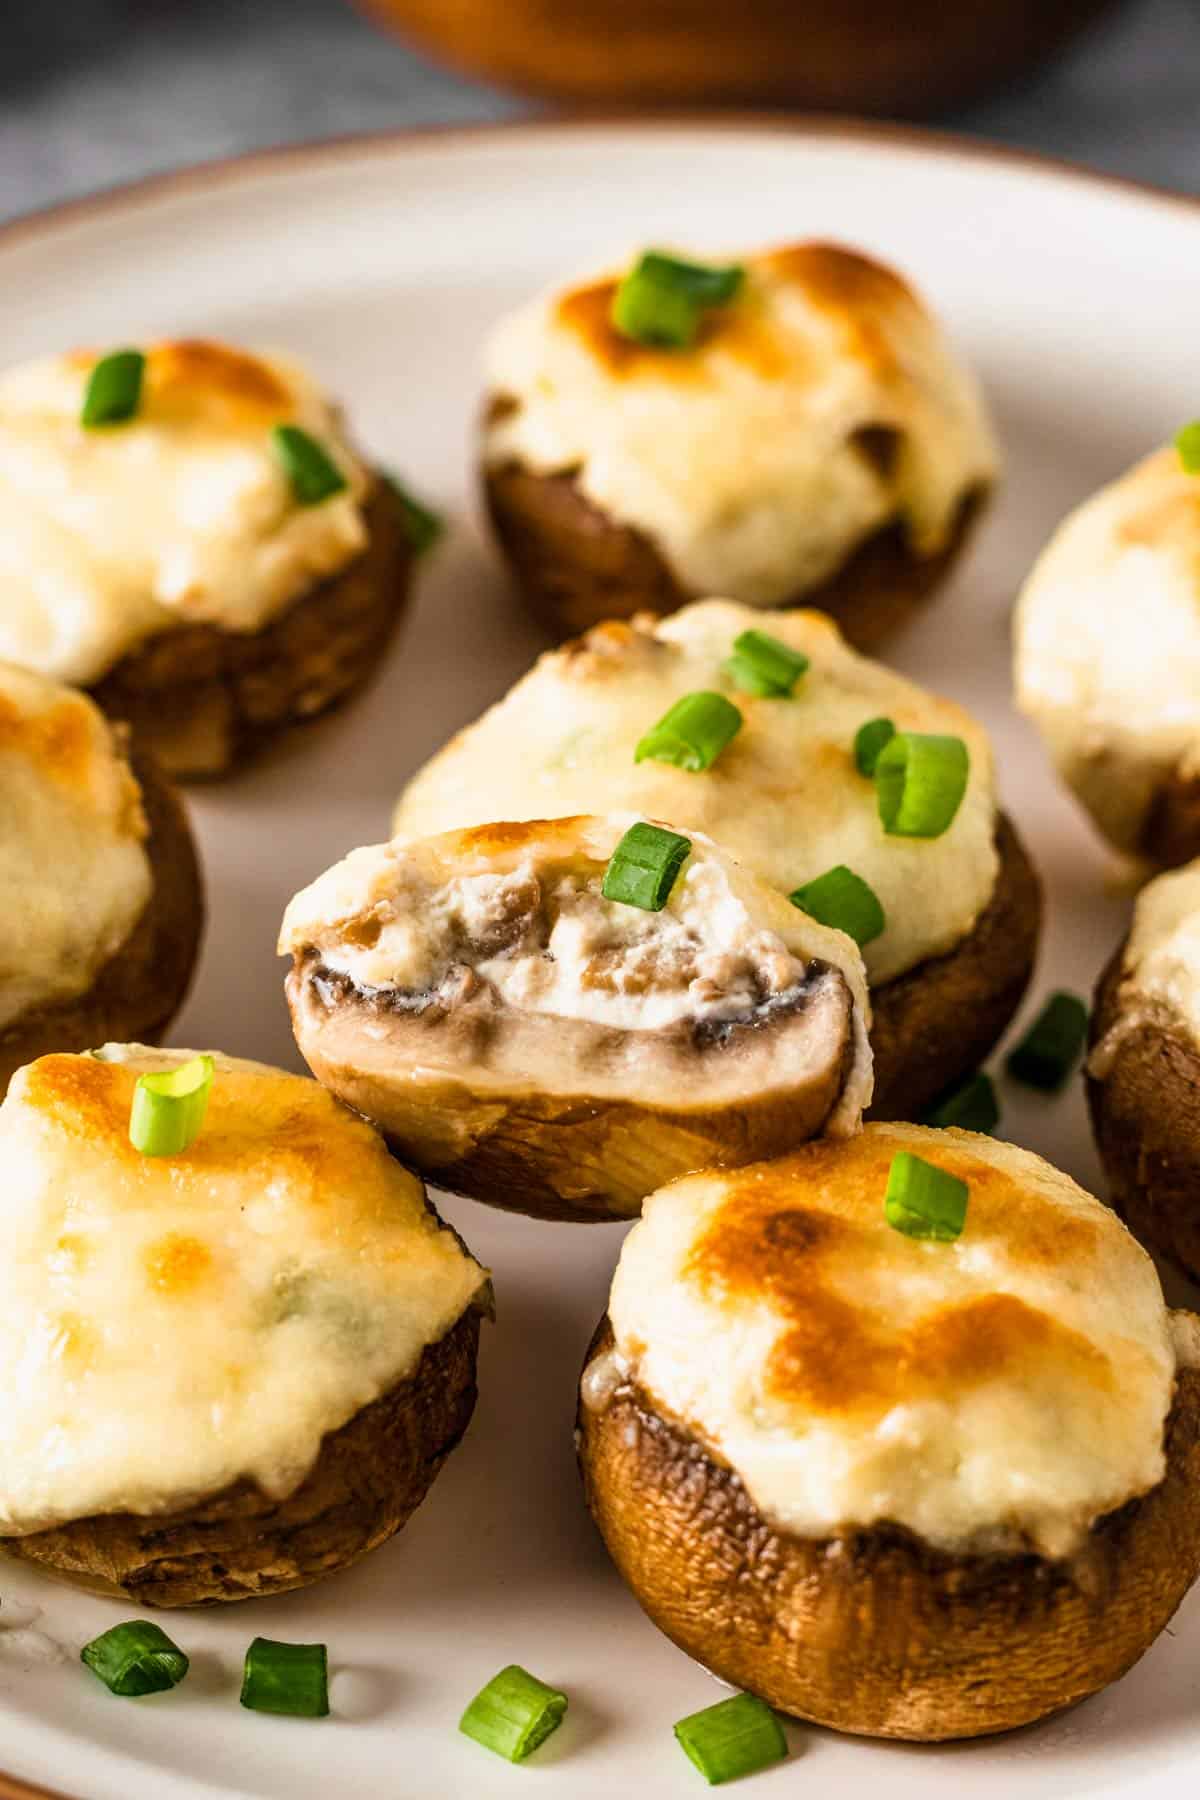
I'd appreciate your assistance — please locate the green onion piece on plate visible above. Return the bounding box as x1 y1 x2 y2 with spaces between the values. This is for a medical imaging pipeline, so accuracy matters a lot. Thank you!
459 1664 568 1763
80 349 145 428
1005 991 1089 1092
635 691 742 772
611 252 744 348
240 1637 329 1718
854 715 896 777
270 424 348 506
789 864 885 947
885 1151 969 1242
723 630 809 698
874 731 969 837
128 1054 214 1158
673 1692 787 1786
383 472 443 554
922 1071 1000 1134
602 821 691 912
81 1621 189 1698
1176 421 1200 475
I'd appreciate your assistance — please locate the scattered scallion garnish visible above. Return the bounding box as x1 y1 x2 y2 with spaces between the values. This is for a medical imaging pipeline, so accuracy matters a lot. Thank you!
673 1692 787 1786
874 731 969 838
611 252 745 349
240 1637 329 1718
789 865 885 947
80 349 145 428
459 1664 568 1763
723 630 809 698
81 1621 189 1697
383 472 443 554
635 691 742 772
853 715 896 777
602 822 691 912
922 1071 1000 1134
270 424 348 506
1005 992 1089 1092
1176 421 1200 475
128 1054 214 1158
884 1151 969 1242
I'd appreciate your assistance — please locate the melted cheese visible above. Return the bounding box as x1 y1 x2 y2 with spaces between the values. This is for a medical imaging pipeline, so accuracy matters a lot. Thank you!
395 600 999 984
1096 857 1200 1052
0 1047 487 1534
0 342 370 686
485 243 998 607
1015 446 1200 854
0 664 152 1031
603 1123 1179 1557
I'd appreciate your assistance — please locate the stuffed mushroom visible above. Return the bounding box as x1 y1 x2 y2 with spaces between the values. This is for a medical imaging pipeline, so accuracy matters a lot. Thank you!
578 1124 1200 1741
0 663 202 1094
394 599 1041 1121
280 815 873 1222
0 1046 489 1606
0 339 417 778
483 242 998 647
1015 439 1200 865
1088 857 1200 1282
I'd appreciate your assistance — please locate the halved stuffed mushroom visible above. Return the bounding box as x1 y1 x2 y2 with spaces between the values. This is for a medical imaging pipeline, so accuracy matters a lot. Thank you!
281 815 872 1222
483 242 998 647
0 663 202 1094
0 339 420 778
0 1046 489 1606
394 599 1041 1121
578 1124 1200 1740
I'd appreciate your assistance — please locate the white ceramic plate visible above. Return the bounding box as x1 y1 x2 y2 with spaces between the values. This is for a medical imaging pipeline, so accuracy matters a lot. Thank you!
1 118 1198 1800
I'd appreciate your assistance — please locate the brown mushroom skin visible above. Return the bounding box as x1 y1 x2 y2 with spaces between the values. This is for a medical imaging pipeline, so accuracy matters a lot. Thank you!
0 744 204 1098
483 450 988 652
90 478 413 780
868 814 1041 1122
578 1318 1200 1741
1087 944 1200 1284
2 1304 481 1607
1140 769 1200 869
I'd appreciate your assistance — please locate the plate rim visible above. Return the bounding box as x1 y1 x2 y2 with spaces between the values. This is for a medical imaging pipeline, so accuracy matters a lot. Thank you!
0 106 1195 1800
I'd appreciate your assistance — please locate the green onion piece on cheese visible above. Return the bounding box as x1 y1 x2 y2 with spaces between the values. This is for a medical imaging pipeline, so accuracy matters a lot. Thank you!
638 252 745 306
240 1638 329 1718
922 1071 1000 1134
128 1054 214 1158
789 865 885 947
602 822 691 912
459 1664 568 1763
874 731 969 837
885 1151 969 1242
80 349 145 428
1176 421 1200 475
383 472 443 554
611 252 744 348
270 424 348 506
81 1621 189 1698
673 1692 787 1786
853 715 896 777
723 630 809 698
1005 992 1089 1092
635 691 742 772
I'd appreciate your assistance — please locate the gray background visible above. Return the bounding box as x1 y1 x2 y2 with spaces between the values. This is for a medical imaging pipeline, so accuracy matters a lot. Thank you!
1 0 1198 223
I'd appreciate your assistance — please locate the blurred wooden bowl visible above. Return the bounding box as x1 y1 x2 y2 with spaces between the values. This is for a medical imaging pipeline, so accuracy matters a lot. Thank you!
357 0 1117 113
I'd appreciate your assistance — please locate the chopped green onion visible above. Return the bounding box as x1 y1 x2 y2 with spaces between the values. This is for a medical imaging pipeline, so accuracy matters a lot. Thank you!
611 252 744 348
383 472 443 554
81 1621 189 1698
885 1151 969 1242
638 252 745 306
673 1692 787 1786
854 715 896 777
722 630 809 698
1176 421 1200 475
459 1664 568 1763
602 822 691 911
922 1071 1000 1134
270 424 348 506
128 1053 213 1158
789 865 885 947
874 731 969 837
240 1638 329 1718
1005 992 1089 1092
81 349 145 428
635 691 742 772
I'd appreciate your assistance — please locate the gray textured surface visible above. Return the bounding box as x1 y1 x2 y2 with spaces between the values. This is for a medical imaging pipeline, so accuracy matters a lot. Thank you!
0 0 1197 224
